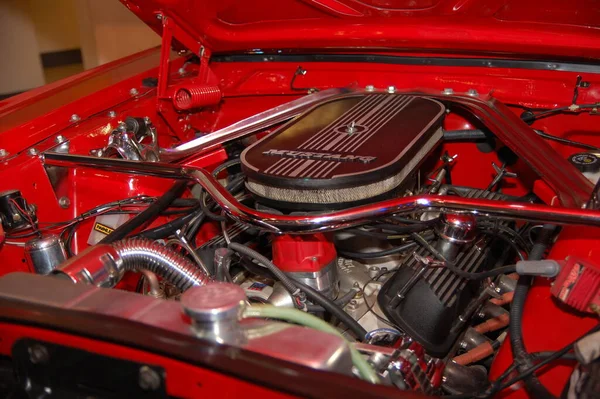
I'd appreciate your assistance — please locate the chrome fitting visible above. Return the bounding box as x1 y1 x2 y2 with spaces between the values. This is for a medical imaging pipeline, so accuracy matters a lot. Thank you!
53 244 123 288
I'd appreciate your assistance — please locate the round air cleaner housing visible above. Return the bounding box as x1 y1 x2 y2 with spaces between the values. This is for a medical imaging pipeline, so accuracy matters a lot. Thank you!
241 93 445 210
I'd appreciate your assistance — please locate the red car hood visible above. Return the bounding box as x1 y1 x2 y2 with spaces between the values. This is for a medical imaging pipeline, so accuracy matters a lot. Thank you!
121 0 600 61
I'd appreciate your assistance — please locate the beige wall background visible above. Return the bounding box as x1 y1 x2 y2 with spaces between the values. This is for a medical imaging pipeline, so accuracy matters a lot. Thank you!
0 0 160 96
29 0 82 54
77 0 161 69
0 0 46 94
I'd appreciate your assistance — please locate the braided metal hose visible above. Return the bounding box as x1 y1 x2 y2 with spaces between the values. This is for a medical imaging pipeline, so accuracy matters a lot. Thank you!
112 238 208 291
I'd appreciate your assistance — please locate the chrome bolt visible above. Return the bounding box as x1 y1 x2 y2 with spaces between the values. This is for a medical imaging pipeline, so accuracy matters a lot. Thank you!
365 85 375 92
178 67 186 76
107 110 117 118
58 197 70 209
118 122 127 132
28 148 38 156
387 86 396 93
0 149 8 158
70 114 80 123
156 13 163 20
138 365 161 391
459 341 468 349
466 89 479 97
369 266 380 278
28 344 49 364
55 135 66 144
442 88 454 95
478 311 486 318
130 88 139 96
311 256 318 261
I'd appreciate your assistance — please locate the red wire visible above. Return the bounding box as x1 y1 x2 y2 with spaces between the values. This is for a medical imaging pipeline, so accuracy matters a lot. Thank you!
9 198 35 229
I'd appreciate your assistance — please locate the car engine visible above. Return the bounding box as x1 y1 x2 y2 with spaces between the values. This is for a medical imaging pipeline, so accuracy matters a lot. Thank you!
1 54 599 398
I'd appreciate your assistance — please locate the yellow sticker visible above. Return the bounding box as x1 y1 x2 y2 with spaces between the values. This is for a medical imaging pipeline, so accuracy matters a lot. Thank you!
93 222 114 235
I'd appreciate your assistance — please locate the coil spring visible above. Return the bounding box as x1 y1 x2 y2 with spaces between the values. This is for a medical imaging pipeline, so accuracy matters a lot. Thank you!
173 85 222 110
112 238 208 291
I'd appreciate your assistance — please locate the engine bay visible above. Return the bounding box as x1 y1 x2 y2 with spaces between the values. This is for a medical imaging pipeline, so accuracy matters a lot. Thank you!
1 51 600 398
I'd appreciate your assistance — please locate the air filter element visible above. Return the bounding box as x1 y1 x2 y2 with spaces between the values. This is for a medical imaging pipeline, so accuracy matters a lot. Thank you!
241 93 445 210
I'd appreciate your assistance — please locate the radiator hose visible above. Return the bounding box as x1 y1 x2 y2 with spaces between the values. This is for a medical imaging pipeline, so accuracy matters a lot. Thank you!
54 238 209 291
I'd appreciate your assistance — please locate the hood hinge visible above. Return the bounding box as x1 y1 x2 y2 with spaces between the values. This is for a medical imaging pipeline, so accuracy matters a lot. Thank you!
156 13 214 99
154 13 218 142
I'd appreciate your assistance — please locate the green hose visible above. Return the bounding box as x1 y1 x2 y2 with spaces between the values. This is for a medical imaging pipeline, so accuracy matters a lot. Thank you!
243 305 380 384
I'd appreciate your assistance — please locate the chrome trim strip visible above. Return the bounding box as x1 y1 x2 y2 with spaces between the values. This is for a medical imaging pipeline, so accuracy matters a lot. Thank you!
160 87 352 161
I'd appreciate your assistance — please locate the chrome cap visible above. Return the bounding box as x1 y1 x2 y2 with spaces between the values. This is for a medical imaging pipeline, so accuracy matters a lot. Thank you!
435 213 477 243
181 282 246 323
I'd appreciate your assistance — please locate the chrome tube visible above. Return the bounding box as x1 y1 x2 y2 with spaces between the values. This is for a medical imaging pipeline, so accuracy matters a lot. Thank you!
140 270 165 299
187 168 600 233
54 238 208 291
113 238 208 291
160 88 352 161
43 153 600 234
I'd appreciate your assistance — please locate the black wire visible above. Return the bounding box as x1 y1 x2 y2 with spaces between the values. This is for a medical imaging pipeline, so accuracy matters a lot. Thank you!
389 217 425 224
535 129 600 152
480 229 526 261
212 158 241 178
200 174 246 222
337 234 434 259
531 352 577 361
478 222 531 252
137 209 202 240
410 233 516 279
344 228 407 240
361 269 400 329
100 181 188 244
446 325 600 398
159 206 200 216
294 280 368 341
489 324 600 397
443 340 597 399
443 128 600 153
169 198 202 208
305 289 358 312
372 219 439 233
522 104 598 122
185 213 207 242
200 191 228 221
228 242 368 341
